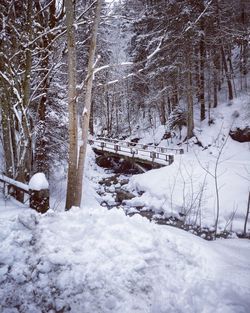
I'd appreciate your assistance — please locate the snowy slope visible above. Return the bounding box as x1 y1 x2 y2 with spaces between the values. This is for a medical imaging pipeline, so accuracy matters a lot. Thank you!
126 97 250 233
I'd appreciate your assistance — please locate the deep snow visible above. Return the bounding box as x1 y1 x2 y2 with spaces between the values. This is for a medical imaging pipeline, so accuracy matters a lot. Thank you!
0 199 250 313
0 143 250 313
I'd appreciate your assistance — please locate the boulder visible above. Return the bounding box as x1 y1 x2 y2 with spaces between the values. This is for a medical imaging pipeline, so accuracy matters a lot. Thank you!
96 156 113 168
230 127 250 142
115 189 135 203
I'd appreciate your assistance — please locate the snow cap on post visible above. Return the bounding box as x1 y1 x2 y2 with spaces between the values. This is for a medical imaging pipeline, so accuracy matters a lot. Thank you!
29 173 49 191
29 173 49 214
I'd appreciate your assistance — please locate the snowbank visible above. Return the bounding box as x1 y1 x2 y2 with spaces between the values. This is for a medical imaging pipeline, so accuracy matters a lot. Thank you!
0 205 250 313
127 143 249 232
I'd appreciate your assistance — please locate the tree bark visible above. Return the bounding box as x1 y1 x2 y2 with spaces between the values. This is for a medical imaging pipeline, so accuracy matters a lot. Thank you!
16 0 33 201
65 0 78 210
186 55 194 139
159 79 166 125
221 45 233 101
35 0 58 175
75 0 102 207
199 22 206 121
0 91 14 177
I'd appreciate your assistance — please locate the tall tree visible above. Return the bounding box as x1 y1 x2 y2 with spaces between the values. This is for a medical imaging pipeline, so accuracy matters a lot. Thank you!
65 0 79 210
65 0 102 209
75 0 102 207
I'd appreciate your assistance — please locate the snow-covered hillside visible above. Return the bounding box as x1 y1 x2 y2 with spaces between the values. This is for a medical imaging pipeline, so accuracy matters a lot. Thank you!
125 96 250 234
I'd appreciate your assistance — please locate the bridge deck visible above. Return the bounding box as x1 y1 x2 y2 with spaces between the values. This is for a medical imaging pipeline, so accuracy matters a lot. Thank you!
89 138 183 167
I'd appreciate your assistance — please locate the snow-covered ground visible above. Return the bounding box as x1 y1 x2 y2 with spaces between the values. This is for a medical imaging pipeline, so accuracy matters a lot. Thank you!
126 97 250 233
0 195 250 313
0 140 250 313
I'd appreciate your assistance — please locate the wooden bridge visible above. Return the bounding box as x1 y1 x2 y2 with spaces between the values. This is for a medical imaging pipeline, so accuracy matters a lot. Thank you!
89 137 184 168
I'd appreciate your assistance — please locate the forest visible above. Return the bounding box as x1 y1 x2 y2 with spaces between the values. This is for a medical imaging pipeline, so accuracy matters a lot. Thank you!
0 0 250 312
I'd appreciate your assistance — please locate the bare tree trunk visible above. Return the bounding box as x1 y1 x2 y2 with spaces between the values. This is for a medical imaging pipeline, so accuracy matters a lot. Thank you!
159 79 166 125
213 68 218 108
186 55 194 139
221 45 233 101
89 100 94 136
207 52 212 125
0 92 14 177
126 80 132 136
243 192 250 236
16 0 33 201
65 0 78 210
240 0 248 91
227 45 237 98
106 85 110 134
75 0 102 207
35 0 58 175
113 85 119 135
194 46 200 102
199 25 206 121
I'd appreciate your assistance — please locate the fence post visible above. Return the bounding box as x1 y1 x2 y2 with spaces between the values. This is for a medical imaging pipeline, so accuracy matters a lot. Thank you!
101 141 105 151
29 173 50 213
168 155 174 164
114 144 119 152
150 151 156 163
29 189 50 213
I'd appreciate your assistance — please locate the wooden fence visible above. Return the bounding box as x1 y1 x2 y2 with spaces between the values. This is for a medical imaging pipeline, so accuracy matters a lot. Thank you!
0 174 49 213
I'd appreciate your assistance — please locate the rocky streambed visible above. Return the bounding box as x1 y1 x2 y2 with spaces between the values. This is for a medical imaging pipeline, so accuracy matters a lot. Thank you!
97 173 225 240
95 156 248 241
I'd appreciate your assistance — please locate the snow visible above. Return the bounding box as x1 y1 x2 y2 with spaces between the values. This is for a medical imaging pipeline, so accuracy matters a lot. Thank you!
29 173 49 191
0 95 249 312
0 198 250 312
92 139 174 166
125 98 250 233
82 107 88 115
126 144 249 232
0 174 29 192
0 141 250 312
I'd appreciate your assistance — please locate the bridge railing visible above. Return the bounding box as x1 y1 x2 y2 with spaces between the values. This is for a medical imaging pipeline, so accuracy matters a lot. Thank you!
96 136 184 154
89 139 174 165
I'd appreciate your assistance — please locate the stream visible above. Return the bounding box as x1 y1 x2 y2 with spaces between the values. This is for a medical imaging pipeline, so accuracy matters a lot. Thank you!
94 156 234 241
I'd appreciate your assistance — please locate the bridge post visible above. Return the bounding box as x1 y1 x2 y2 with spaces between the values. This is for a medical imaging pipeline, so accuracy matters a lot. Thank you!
101 141 105 151
168 155 174 164
150 151 156 164
114 144 119 152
